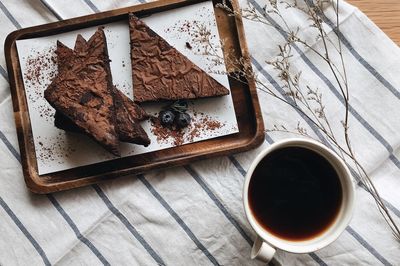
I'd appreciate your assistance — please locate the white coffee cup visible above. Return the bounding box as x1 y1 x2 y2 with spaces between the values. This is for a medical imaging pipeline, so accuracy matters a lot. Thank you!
243 138 355 262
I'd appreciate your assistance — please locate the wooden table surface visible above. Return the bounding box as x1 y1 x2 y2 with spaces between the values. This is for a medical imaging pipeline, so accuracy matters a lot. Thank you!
347 0 400 45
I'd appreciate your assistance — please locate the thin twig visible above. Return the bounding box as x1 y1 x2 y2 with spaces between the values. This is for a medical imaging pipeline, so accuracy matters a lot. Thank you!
214 0 400 240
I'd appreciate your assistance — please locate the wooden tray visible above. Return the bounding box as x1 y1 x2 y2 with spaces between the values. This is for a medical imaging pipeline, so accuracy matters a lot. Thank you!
4 0 264 194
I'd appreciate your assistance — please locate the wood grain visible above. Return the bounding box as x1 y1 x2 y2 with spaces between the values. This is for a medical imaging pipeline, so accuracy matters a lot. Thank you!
347 0 400 45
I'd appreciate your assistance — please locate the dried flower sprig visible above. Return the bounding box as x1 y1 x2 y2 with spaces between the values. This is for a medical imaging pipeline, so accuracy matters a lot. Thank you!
213 0 400 240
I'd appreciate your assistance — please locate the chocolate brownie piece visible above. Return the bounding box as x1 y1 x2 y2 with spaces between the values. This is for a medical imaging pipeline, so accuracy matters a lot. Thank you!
55 87 150 146
52 38 89 134
112 86 150 146
55 41 74 74
74 34 88 53
55 89 149 126
120 92 149 122
45 28 120 156
54 111 81 133
52 31 150 147
129 14 230 103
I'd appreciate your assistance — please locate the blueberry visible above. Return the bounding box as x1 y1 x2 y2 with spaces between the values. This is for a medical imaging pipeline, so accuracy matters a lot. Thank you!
175 112 191 128
159 110 175 126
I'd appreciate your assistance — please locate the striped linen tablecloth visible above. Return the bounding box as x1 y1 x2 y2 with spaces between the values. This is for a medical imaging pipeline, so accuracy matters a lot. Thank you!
0 0 400 265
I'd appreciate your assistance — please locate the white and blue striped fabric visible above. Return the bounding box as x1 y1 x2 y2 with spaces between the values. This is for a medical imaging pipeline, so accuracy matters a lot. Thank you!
0 0 399 265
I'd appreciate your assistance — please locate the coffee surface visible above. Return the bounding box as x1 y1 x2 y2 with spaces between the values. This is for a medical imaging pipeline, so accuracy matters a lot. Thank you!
248 146 342 241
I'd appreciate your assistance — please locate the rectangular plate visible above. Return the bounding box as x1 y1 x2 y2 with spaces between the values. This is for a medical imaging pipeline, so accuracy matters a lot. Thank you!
4 0 264 194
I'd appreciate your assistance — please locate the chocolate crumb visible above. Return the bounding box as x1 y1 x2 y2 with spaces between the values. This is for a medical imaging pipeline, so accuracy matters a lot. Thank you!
150 112 224 146
185 42 192 49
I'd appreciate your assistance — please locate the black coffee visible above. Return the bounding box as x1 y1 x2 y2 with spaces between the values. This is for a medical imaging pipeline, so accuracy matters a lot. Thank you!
248 146 342 241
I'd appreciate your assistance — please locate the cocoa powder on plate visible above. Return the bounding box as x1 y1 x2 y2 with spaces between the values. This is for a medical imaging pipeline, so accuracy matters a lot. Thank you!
150 113 225 146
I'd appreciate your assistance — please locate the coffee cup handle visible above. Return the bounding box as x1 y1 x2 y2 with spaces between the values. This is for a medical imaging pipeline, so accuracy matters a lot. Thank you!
251 236 276 263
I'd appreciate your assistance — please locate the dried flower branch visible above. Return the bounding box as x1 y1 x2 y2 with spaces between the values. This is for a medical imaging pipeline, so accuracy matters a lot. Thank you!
213 0 400 240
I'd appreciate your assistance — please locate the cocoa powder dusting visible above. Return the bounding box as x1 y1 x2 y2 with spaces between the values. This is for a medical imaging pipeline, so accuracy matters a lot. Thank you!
24 47 57 88
150 117 185 146
24 46 78 165
150 112 225 146
36 132 77 164
24 46 57 122
164 7 219 73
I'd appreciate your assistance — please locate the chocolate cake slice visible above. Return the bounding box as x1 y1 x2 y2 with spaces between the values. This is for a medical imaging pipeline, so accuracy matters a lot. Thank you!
54 112 80 133
52 38 92 134
129 14 230 103
60 85 150 146
112 86 150 146
45 28 120 156
55 35 149 122
51 31 150 147
74 34 88 53
54 86 150 146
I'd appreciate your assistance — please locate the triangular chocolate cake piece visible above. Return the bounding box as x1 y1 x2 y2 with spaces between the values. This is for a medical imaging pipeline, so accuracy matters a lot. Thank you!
52 38 93 134
55 36 149 122
54 86 150 147
74 34 88 53
45 28 120 156
51 31 150 148
129 14 230 103
52 36 150 146
112 86 150 146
